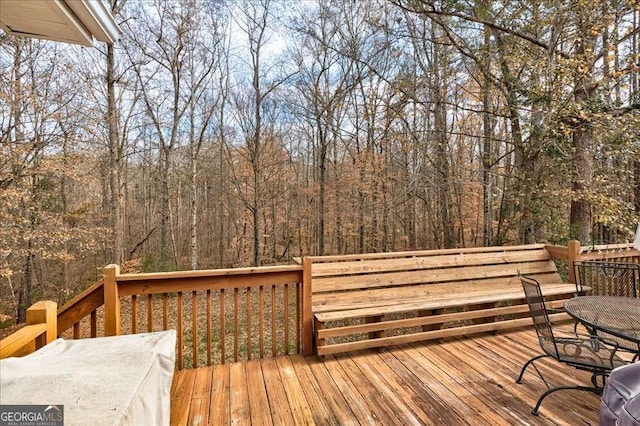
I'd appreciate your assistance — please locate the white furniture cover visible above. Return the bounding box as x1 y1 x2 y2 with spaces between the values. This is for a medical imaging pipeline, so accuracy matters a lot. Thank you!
0 330 176 426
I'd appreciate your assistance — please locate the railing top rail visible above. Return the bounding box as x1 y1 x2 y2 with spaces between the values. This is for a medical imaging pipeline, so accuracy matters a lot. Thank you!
57 279 104 316
115 264 303 282
579 243 635 253
0 324 47 359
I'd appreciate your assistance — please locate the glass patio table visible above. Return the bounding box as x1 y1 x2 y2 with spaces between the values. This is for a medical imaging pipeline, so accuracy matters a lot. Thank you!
564 296 640 355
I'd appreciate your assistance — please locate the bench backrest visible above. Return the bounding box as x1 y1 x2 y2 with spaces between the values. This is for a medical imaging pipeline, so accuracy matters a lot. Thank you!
308 244 562 298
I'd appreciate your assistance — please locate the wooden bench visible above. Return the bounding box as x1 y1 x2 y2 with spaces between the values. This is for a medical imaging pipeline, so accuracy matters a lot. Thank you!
307 244 577 356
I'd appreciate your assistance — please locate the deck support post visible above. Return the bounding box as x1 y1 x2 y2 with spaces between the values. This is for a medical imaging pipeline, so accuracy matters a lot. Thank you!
302 257 314 356
104 264 121 336
567 240 581 284
26 300 57 350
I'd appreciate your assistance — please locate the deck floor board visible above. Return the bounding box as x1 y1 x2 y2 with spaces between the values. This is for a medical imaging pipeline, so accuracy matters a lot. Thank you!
171 328 601 425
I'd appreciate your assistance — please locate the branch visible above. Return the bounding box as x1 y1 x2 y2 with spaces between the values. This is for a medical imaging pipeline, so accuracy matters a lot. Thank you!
390 0 570 58
128 225 157 258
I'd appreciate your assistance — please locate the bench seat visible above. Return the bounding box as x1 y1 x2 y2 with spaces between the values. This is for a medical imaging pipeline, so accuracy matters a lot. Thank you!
308 244 577 356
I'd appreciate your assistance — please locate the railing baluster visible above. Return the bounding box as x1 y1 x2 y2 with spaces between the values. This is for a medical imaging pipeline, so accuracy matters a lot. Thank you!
147 294 153 332
220 289 226 364
192 290 198 369
284 283 289 355
259 285 264 358
296 282 300 353
131 295 138 334
90 311 97 338
247 287 252 360
233 288 239 362
206 289 212 366
271 285 276 356
73 322 80 339
162 293 168 330
177 292 183 370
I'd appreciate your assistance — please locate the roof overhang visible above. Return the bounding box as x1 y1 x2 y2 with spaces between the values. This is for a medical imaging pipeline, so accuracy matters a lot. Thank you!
0 0 120 46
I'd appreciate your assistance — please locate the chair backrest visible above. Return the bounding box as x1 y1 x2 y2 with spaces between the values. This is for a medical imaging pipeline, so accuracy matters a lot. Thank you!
573 261 638 298
519 273 559 358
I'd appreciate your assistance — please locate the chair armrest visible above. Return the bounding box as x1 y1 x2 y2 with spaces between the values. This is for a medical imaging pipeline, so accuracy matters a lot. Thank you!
552 327 621 350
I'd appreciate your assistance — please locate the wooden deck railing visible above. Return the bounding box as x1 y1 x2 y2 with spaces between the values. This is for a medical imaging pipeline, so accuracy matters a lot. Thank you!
0 301 57 359
103 264 310 369
2 239 638 367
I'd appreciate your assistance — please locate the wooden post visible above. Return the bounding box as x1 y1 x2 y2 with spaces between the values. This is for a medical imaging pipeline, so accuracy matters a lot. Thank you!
302 257 314 356
26 300 57 349
567 240 581 284
104 264 121 336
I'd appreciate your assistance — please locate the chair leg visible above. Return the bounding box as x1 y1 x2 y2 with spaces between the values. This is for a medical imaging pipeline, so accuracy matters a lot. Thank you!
516 354 549 384
531 385 602 415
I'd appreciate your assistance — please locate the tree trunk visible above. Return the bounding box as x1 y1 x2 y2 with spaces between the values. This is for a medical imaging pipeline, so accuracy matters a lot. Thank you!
569 15 596 244
107 42 123 265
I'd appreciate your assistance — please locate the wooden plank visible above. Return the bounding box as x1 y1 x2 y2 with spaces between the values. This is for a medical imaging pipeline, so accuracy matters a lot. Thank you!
118 264 303 281
288 355 341 425
304 356 360 424
131 295 138 334
170 371 185 425
313 261 560 292
206 290 212 366
177 292 183 370
0 324 47 359
388 345 493 425
259 286 264 358
314 284 576 321
147 294 153 332
220 289 226 363
403 344 505 424
306 243 547 263
331 353 404 425
90 310 97 338
312 249 553 277
162 293 168 330
188 367 213 426
170 368 195 426
302 258 314 356
244 360 272 426
312 274 566 312
284 283 289 354
246 287 252 360
261 357 295 424
192 291 198 368
117 269 303 296
233 288 239 362
316 300 567 339
271 285 277 356
209 363 230 425
376 349 468 425
275 356 316 425
229 362 250 424
319 355 386 424
317 313 571 356
346 351 425 424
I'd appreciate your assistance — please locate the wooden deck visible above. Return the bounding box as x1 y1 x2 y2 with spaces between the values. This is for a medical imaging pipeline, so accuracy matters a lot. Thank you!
170 328 601 425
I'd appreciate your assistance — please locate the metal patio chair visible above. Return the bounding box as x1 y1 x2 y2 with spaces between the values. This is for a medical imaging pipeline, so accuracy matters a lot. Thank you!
573 260 638 298
516 274 629 415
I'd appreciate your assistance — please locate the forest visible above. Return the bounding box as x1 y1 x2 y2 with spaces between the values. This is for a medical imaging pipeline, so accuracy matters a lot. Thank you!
1 0 639 323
